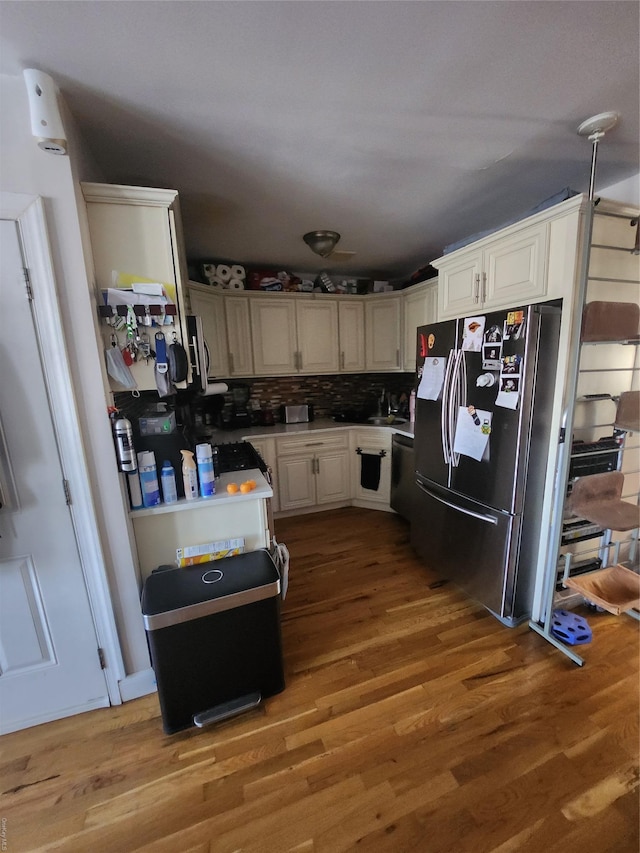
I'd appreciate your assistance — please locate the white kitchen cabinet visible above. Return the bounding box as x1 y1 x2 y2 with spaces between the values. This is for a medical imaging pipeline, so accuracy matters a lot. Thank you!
224 294 254 376
402 278 438 371
250 295 339 376
187 285 229 378
250 297 298 375
276 432 351 513
248 436 279 513
82 183 190 392
338 299 366 372
435 222 548 319
350 428 392 509
365 295 402 371
296 300 340 373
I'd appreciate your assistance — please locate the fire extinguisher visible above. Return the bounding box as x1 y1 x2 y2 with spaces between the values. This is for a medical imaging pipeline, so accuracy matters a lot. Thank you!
110 408 137 473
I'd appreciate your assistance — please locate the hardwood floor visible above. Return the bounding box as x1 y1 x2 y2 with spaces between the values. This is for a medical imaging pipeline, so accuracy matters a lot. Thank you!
2 507 638 852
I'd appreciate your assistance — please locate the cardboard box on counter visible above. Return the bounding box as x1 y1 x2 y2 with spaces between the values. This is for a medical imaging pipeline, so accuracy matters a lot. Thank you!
176 537 245 568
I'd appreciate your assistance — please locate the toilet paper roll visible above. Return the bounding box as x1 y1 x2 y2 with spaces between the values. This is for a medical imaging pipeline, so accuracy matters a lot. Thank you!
207 276 224 288
216 264 232 282
227 279 244 290
231 264 246 280
202 382 229 397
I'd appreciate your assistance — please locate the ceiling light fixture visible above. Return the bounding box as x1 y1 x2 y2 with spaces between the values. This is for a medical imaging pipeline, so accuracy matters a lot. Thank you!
303 230 341 258
577 111 620 201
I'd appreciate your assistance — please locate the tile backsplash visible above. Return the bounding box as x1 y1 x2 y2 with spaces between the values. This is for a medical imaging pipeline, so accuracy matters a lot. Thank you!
115 372 416 426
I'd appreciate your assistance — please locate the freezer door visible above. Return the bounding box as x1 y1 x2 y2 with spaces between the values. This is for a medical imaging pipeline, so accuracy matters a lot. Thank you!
414 319 458 488
411 476 527 625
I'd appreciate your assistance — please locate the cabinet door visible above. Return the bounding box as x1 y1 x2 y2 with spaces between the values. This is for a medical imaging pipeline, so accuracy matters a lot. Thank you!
250 298 297 376
248 437 279 513
277 455 315 511
350 429 392 507
225 295 253 376
316 449 351 505
338 300 365 372
402 280 438 371
296 300 340 373
365 296 402 371
438 251 483 320
188 287 229 378
485 224 547 308
84 188 185 392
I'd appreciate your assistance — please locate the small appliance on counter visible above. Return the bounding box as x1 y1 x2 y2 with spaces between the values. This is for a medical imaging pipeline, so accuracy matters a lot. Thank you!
219 385 252 430
280 404 313 424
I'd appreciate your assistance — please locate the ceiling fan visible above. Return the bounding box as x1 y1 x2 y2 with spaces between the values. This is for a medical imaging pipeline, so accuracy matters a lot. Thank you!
303 230 356 263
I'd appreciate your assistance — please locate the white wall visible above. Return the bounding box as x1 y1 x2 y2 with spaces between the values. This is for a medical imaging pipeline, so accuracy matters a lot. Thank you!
600 174 640 206
0 74 151 679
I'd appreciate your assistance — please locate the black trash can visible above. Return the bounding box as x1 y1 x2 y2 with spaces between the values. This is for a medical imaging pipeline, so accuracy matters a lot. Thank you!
141 549 285 734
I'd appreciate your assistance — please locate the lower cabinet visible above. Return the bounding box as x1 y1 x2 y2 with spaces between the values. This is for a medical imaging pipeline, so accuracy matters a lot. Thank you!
276 433 351 512
350 428 392 509
249 436 279 514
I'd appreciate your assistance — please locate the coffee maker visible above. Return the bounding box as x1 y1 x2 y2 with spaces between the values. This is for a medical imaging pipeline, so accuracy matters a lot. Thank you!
220 384 253 430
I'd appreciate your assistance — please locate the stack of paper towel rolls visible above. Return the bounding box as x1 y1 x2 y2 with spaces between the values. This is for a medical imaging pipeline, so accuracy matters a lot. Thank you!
203 262 246 289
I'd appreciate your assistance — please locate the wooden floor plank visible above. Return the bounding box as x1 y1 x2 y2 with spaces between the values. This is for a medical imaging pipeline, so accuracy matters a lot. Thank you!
1 507 637 852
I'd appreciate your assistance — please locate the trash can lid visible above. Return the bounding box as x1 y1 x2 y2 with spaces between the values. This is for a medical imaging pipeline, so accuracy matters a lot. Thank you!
141 549 280 630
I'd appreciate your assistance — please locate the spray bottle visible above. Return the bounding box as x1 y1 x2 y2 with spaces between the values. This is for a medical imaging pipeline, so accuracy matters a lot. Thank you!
196 443 215 497
137 451 161 507
181 449 199 500
160 460 178 504
111 409 137 473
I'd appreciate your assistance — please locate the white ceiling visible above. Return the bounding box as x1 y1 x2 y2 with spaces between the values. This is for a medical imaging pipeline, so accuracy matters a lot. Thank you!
1 1 639 279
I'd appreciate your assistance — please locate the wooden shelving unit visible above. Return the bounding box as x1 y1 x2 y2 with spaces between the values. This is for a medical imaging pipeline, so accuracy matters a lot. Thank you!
530 203 640 665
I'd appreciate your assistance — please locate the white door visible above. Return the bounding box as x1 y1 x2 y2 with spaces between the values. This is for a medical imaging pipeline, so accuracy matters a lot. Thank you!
0 220 109 734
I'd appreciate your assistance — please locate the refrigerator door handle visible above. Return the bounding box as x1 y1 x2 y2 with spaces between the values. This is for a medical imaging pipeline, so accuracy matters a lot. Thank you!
449 349 466 467
416 480 499 526
441 349 456 463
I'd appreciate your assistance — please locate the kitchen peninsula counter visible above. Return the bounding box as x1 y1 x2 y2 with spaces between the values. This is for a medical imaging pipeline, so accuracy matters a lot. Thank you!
130 468 273 580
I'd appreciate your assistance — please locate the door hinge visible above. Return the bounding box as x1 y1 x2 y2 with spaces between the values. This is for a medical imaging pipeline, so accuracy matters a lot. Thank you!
97 647 106 669
62 478 72 505
23 268 33 301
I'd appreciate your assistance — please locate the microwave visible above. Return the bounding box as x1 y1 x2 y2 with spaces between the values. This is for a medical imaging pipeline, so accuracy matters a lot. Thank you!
186 315 228 397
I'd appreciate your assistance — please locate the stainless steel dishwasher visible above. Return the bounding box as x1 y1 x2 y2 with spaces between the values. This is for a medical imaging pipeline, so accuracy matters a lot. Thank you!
390 432 415 522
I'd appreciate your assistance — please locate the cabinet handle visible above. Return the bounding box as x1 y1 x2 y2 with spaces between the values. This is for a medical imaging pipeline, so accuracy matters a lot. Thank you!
305 441 325 447
341 351 345 370
228 352 234 372
474 274 480 303
396 349 400 367
481 272 487 303
298 351 303 370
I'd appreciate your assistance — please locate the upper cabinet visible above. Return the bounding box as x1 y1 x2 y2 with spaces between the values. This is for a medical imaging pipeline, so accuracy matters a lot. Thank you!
250 296 339 376
402 278 438 371
187 286 229 378
365 295 402 371
82 182 190 392
338 300 365 373
435 223 547 319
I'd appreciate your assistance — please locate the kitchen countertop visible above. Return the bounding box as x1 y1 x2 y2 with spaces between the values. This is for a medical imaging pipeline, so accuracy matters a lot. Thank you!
201 418 415 444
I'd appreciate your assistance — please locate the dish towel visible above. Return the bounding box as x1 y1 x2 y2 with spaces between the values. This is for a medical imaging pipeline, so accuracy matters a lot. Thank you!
360 452 381 491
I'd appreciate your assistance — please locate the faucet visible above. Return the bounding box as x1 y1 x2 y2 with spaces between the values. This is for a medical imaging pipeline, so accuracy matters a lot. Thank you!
378 388 389 417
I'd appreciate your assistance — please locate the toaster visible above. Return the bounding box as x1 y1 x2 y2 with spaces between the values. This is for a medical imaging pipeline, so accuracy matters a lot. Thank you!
281 404 314 424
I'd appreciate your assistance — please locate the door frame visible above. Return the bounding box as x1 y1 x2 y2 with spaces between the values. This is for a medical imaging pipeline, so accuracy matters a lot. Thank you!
1 191 124 706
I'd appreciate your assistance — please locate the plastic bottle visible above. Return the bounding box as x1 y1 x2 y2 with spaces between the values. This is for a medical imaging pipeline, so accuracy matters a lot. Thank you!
127 471 143 509
160 460 178 504
409 389 416 423
113 414 136 472
196 443 216 497
181 449 199 501
137 451 161 507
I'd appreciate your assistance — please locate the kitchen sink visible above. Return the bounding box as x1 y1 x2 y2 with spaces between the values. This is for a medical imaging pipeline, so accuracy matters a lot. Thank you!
367 416 408 426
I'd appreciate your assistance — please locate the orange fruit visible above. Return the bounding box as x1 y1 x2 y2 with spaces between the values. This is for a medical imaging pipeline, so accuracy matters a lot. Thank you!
226 482 239 494
240 482 252 493
247 479 257 490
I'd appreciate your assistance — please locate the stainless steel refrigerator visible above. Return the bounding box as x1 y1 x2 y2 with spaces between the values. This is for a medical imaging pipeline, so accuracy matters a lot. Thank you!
411 300 562 626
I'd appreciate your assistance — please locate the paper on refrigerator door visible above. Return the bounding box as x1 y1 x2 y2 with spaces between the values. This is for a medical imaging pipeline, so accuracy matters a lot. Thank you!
453 407 492 461
417 356 447 400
